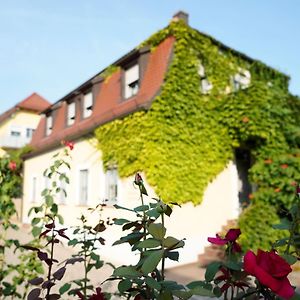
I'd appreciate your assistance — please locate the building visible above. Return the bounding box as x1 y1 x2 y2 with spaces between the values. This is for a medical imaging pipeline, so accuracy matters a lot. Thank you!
22 12 291 266
0 93 50 156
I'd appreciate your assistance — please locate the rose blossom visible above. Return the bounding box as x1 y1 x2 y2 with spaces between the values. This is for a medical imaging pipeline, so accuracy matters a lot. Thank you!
8 161 17 171
208 228 242 253
244 249 294 299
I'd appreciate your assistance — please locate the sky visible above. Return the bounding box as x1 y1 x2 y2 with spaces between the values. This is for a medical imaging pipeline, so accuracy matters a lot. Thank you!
0 0 299 113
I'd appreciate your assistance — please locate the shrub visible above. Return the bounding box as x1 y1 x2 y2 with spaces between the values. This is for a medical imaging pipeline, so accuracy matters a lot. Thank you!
238 202 287 251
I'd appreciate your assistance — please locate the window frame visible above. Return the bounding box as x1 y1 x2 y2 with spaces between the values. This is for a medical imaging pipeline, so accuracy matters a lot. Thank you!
78 168 89 206
82 91 93 119
123 61 140 100
46 114 53 136
104 167 118 204
67 101 76 126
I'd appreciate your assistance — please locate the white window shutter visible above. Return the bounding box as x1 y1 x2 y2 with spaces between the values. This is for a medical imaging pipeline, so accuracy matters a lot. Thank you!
124 64 139 99
83 92 93 118
46 116 53 136
67 102 75 125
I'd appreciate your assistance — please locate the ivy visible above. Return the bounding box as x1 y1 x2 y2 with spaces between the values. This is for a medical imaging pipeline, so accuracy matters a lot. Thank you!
94 20 300 215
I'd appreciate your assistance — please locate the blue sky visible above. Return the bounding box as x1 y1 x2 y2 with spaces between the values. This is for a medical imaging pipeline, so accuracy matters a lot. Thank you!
0 0 299 113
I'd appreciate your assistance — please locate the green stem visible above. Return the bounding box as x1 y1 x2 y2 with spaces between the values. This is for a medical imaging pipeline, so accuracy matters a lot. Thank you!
161 212 165 281
83 232 88 300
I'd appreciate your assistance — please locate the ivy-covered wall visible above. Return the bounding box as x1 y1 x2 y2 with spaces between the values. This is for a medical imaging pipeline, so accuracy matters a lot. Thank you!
95 20 300 248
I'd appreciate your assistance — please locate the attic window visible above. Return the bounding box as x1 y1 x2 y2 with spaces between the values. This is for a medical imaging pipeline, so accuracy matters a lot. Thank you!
46 115 53 136
83 92 93 118
233 68 251 91
124 63 139 99
67 102 76 126
198 63 213 94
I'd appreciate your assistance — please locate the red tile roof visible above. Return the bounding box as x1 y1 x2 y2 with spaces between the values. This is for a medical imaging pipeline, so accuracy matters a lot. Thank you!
17 93 50 112
0 93 50 125
28 37 175 156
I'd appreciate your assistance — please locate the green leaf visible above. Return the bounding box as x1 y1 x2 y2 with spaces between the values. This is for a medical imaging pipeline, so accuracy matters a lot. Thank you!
145 277 161 291
32 226 42 237
113 204 135 212
281 254 298 265
134 205 149 212
191 287 215 297
118 279 131 293
290 292 300 300
90 252 100 261
114 218 130 225
31 218 41 226
172 290 192 300
113 266 141 278
165 251 179 261
141 249 164 274
137 239 161 249
205 261 221 282
45 195 53 206
164 236 185 249
57 214 64 224
51 203 58 214
59 283 71 295
68 239 78 246
186 281 205 289
272 218 292 230
224 261 242 271
146 209 160 219
148 223 166 240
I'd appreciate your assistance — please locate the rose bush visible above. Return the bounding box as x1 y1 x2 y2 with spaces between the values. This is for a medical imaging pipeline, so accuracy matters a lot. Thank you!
244 249 294 299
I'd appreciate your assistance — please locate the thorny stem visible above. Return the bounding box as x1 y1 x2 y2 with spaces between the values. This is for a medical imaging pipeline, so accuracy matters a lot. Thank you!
46 227 55 299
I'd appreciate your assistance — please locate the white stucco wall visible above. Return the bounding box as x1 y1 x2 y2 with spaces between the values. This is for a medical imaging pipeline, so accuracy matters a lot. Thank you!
22 138 240 268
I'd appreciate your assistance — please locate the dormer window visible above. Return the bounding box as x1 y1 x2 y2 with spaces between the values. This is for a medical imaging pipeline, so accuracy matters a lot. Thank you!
83 92 93 118
233 68 251 91
198 63 213 94
124 63 139 99
46 115 53 136
67 102 76 126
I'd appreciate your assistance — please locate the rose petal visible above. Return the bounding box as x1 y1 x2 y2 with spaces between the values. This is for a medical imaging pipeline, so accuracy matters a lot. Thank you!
275 277 295 299
244 250 256 274
207 235 227 245
225 229 241 242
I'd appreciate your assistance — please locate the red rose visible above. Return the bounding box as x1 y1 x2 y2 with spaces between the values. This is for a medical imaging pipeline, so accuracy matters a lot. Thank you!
62 140 74 150
208 228 242 253
274 188 281 193
244 250 294 299
281 164 288 169
8 161 17 171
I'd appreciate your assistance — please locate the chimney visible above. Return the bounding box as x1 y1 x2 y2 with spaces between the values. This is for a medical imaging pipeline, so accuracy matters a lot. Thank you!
172 11 189 24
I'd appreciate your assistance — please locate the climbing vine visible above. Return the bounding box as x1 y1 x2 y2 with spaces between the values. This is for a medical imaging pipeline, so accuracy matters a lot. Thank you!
95 20 300 248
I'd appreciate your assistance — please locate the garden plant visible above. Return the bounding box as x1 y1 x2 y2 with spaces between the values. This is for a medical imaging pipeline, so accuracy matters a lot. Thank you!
0 141 299 299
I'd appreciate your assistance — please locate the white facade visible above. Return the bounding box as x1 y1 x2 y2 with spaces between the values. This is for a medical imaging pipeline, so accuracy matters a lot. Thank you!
22 138 240 267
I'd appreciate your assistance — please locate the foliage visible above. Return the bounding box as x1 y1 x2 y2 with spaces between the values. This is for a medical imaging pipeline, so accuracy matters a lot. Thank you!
109 174 215 299
64 206 113 299
95 20 300 211
238 202 287 252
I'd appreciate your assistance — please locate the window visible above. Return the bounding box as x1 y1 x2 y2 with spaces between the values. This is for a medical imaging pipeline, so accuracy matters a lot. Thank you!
124 63 139 99
105 168 118 203
233 68 251 91
31 176 37 202
79 169 89 205
26 128 35 138
46 115 53 136
83 92 93 118
198 63 213 94
67 102 76 126
10 125 22 137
